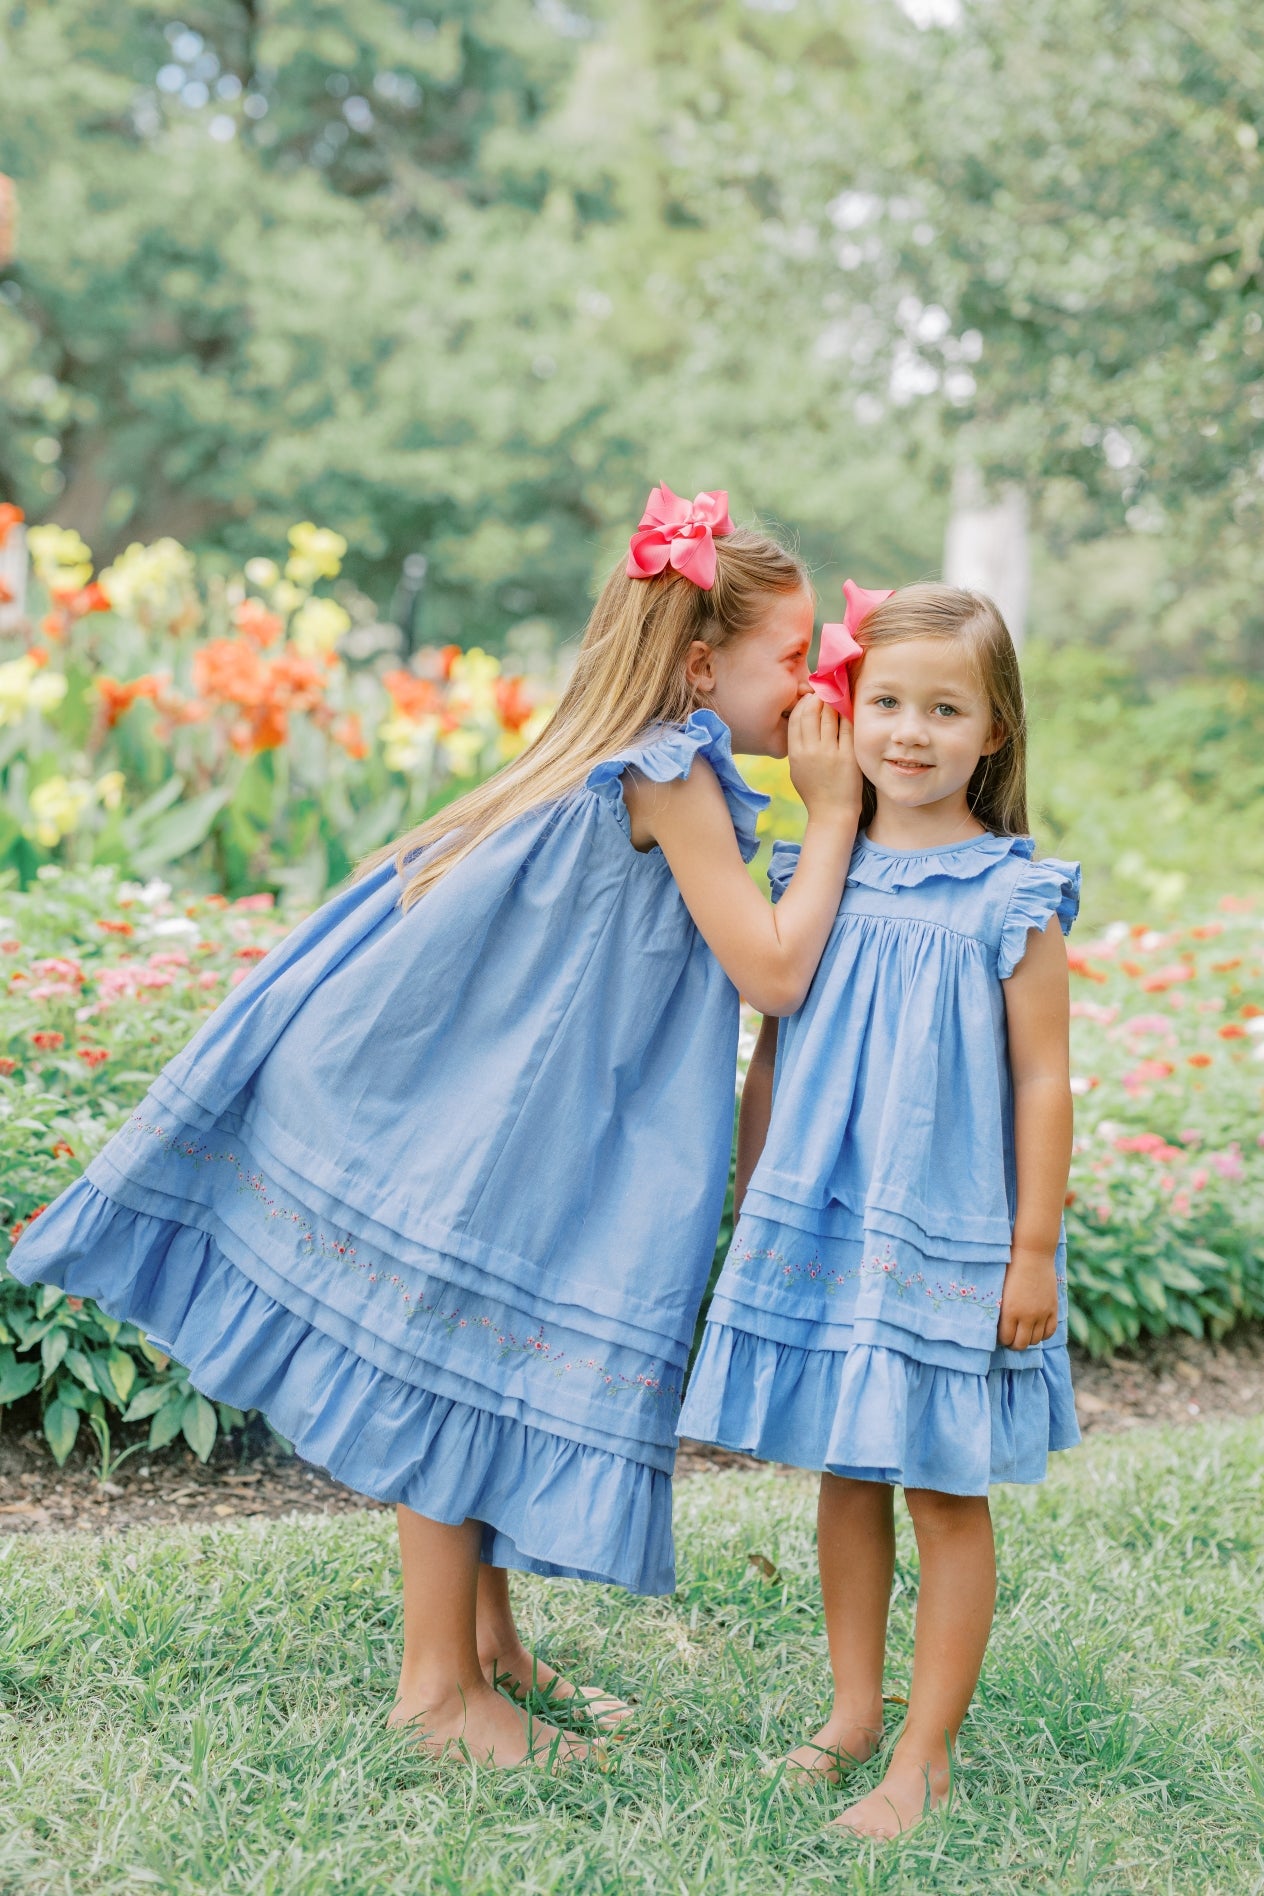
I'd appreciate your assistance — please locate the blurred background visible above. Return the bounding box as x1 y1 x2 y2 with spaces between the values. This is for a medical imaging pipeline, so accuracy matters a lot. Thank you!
0 0 1261 914
1 0 1262 1453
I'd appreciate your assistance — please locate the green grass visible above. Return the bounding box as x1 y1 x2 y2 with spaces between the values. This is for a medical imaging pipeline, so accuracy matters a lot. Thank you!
2 1423 1262 1895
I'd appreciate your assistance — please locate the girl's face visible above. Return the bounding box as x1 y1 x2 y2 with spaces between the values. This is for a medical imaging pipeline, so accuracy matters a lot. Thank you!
851 636 1001 819
687 588 815 756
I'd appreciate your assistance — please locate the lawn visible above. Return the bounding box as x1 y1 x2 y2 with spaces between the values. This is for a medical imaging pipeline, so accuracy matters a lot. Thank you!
2 1421 1262 1896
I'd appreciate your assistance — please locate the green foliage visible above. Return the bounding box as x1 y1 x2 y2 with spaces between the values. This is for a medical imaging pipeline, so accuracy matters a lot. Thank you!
2 1427 1263 1888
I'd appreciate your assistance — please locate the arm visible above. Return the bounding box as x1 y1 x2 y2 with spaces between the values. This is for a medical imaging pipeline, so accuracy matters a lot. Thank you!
624 696 860 1016
735 1013 779 1211
998 916 1074 1352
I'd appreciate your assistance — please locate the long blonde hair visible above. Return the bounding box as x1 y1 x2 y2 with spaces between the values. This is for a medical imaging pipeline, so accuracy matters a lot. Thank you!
855 583 1029 835
362 527 809 909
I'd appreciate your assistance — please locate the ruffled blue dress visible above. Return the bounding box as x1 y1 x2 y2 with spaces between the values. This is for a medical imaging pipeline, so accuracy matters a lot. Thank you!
10 710 766 1594
679 831 1082 1494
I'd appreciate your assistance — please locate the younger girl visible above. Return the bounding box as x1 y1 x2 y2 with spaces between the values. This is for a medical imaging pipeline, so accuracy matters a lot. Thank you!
11 486 861 1769
680 582 1079 1836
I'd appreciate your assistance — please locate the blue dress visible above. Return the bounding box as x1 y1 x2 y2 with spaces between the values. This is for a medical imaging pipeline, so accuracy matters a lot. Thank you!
10 710 766 1594
679 832 1082 1494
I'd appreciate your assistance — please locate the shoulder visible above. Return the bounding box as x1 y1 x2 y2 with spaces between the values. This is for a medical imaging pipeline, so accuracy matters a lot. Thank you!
587 710 768 861
998 848 1082 980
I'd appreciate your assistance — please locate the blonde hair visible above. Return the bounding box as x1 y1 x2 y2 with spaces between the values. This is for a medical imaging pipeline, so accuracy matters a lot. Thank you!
362 527 809 909
855 582 1028 835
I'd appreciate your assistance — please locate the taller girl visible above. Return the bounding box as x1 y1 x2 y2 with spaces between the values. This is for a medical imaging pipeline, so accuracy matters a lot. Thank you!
11 486 861 1766
681 581 1081 1835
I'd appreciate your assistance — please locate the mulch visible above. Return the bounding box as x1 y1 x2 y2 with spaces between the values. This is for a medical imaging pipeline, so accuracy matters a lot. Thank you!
2 1325 1261 1539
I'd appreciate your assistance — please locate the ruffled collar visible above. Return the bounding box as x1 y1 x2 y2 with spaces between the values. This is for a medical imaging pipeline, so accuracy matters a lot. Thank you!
846 829 1034 892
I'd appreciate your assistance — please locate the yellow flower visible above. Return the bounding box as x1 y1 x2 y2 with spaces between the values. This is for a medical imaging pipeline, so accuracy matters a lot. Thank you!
99 538 197 626
440 727 489 778
94 770 126 812
285 523 347 586
27 525 93 590
244 557 279 589
379 712 439 775
270 579 307 618
290 596 351 658
29 775 92 847
0 656 68 727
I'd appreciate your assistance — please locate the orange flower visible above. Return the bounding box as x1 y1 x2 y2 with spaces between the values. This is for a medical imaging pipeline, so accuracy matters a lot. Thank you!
51 1139 75 1159
230 703 288 753
0 579 12 605
1190 924 1223 940
1067 949 1107 983
1121 960 1144 977
26 645 49 669
235 598 284 649
439 643 462 680
97 918 134 936
1187 1053 1213 1067
266 650 329 711
384 669 441 720
1242 1002 1263 1019
41 610 68 642
0 1055 17 1075
1211 958 1242 973
64 582 111 618
76 1047 110 1069
331 711 368 759
31 1031 64 1051
0 501 24 544
194 637 268 707
495 674 535 733
1218 1023 1247 1039
96 673 165 728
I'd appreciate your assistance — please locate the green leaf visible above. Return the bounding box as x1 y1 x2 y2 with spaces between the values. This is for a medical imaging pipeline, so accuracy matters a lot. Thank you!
106 1349 137 1405
43 1398 80 1465
64 1348 97 1390
40 1327 68 1379
37 1283 64 1318
136 1334 170 1371
129 788 231 875
0 1355 41 1403
181 1391 217 1462
148 1400 185 1451
122 1382 169 1422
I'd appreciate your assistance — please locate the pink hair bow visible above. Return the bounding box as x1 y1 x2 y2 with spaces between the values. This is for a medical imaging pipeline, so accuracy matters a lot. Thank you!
626 483 735 590
809 579 894 720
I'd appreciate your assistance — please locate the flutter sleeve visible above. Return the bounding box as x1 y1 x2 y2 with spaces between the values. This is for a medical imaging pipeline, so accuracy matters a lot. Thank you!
586 709 769 861
998 856 1082 979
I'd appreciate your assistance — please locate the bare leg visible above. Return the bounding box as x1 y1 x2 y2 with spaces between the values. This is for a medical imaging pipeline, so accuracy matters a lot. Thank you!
832 1489 995 1837
784 1475 892 1781
475 1563 634 1729
389 1507 587 1766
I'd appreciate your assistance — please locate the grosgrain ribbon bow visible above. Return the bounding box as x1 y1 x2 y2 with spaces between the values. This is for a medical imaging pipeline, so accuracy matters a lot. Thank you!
808 579 894 720
625 483 735 591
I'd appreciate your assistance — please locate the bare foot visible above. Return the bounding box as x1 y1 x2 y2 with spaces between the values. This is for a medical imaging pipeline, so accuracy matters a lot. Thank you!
388 1676 589 1768
829 1754 951 1838
779 1713 883 1784
480 1641 634 1732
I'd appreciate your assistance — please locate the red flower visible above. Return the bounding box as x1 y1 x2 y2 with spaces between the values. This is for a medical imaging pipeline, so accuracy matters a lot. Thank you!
438 643 462 680
0 1056 17 1075
233 945 267 961
76 1047 109 1068
1218 1023 1247 1039
0 578 12 605
51 1139 74 1159
96 673 165 728
495 675 535 733
0 502 24 546
31 1031 64 1051
66 582 111 618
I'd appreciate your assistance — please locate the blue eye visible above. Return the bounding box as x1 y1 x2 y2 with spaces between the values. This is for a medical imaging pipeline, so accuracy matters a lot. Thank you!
933 704 959 717
874 695 898 709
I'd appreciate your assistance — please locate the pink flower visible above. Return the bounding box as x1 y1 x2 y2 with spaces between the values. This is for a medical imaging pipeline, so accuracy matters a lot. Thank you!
1122 1013 1175 1037
233 892 275 911
1191 1170 1208 1191
1209 1145 1244 1182
1069 1001 1118 1023
197 971 219 990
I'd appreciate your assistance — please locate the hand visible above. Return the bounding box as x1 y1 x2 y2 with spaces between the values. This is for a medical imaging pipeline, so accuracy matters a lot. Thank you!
787 695 862 824
997 1248 1059 1351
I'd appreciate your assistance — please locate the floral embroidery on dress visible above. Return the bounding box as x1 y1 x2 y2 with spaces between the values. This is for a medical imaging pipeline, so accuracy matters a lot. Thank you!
735 1241 1063 1317
128 1114 680 1405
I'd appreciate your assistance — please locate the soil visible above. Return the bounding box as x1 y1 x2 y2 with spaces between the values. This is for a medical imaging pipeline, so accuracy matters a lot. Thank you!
2 1326 1261 1539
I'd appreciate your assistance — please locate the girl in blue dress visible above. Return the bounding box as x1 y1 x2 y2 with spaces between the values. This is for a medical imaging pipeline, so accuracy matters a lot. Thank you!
680 581 1080 1836
10 485 863 1769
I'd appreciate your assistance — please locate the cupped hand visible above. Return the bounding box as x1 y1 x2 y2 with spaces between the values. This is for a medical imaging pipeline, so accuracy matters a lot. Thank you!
997 1250 1059 1351
787 694 862 822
